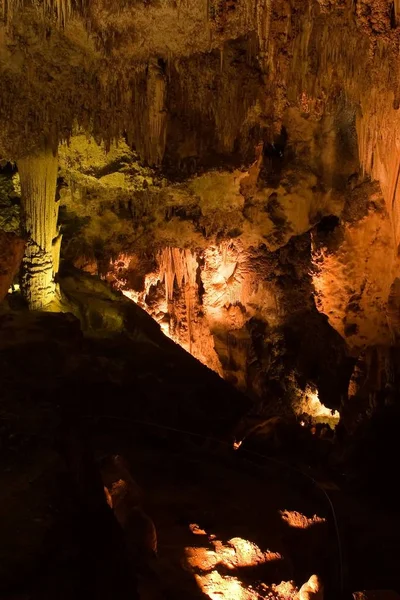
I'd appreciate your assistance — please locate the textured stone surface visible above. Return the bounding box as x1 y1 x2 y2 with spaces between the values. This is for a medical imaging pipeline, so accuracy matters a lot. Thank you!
59 128 354 411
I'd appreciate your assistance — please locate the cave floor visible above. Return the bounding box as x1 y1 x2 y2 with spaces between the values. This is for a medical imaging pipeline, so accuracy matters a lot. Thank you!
92 429 334 600
2 420 400 600
0 305 333 600
0 423 335 600
1 288 400 599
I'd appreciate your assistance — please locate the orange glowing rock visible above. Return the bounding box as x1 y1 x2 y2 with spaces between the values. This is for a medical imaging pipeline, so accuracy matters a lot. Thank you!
185 546 219 572
189 523 207 535
186 536 282 572
185 535 287 599
293 386 340 428
298 575 324 600
279 510 326 530
195 571 258 600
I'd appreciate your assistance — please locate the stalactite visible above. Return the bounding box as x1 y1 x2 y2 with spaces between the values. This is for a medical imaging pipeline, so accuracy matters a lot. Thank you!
146 59 167 166
246 31 258 64
394 0 400 26
1 0 21 22
158 247 197 303
52 229 63 276
1 0 85 25
44 0 71 25
125 62 167 166
17 150 59 309
157 247 198 349
256 0 272 57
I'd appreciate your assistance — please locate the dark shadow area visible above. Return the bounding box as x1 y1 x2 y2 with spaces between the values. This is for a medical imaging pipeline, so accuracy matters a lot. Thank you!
1 270 400 600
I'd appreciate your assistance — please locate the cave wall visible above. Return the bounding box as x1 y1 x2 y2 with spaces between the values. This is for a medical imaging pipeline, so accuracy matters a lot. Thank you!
56 119 358 415
2 0 400 428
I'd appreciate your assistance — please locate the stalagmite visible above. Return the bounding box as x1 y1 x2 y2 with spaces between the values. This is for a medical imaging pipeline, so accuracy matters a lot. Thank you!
17 150 60 309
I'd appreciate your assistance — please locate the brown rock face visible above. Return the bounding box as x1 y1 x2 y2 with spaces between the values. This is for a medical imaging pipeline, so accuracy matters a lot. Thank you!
2 0 400 434
0 231 25 302
312 183 398 351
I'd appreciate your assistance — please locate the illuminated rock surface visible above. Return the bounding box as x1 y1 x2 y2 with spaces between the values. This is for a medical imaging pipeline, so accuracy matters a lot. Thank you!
18 150 60 309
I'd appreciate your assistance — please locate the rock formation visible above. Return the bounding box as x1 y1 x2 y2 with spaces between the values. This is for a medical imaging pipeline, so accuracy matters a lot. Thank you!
2 2 400 561
17 150 60 308
1 2 398 401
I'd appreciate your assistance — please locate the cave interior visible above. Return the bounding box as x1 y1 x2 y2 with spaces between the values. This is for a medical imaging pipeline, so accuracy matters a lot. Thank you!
1 1 400 599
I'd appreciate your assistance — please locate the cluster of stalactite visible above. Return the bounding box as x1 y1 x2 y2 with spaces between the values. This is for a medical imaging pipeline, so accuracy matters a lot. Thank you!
0 0 282 163
280 0 400 248
115 241 267 381
256 0 272 56
1 0 85 25
125 60 167 167
2 0 399 166
157 247 199 352
5 0 400 315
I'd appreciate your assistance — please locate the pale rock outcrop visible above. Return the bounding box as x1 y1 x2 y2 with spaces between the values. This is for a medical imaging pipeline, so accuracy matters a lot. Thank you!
298 575 324 600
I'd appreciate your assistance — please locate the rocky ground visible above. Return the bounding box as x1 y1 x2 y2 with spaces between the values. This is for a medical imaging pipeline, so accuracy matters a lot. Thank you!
0 271 399 599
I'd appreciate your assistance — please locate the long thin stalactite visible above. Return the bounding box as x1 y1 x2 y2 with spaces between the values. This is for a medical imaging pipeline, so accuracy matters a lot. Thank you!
1 0 87 25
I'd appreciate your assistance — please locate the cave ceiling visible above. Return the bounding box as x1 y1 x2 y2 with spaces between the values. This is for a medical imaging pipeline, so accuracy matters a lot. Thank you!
0 0 396 162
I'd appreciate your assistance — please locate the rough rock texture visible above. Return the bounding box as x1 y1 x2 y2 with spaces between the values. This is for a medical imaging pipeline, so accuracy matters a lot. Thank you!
312 182 398 351
58 130 354 413
2 0 400 494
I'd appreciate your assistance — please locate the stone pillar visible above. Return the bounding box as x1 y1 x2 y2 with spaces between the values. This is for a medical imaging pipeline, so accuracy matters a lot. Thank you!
17 149 60 309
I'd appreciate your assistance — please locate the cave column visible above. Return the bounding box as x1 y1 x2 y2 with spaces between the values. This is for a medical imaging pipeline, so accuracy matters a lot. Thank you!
17 149 60 309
